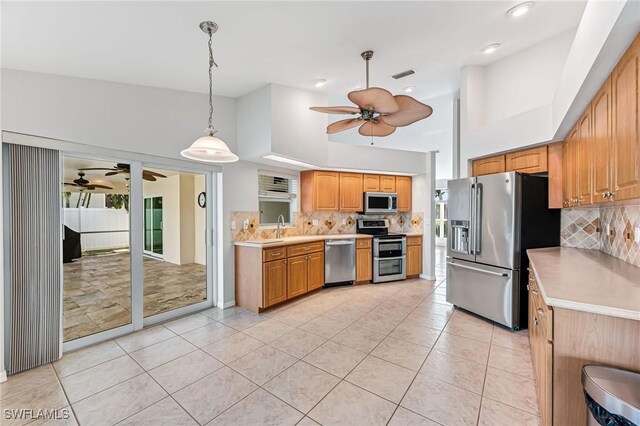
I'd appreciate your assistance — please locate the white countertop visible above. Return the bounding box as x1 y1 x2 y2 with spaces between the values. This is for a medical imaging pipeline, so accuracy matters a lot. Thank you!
527 247 640 321
234 232 423 248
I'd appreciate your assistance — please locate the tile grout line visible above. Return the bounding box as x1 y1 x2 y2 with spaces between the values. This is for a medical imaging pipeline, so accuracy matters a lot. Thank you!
50 359 80 424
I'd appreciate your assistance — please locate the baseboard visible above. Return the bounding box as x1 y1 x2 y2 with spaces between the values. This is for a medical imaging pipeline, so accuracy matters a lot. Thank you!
0 368 7 383
419 274 437 281
220 300 236 309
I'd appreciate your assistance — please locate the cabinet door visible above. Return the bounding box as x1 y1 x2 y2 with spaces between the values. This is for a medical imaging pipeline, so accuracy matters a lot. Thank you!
396 176 412 212
307 252 325 291
380 175 396 192
612 37 640 201
287 255 307 298
363 175 380 192
356 248 372 282
564 129 579 206
577 111 593 206
592 77 614 203
505 146 548 174
406 244 422 276
263 260 287 308
339 173 364 211
472 155 506 176
314 171 340 211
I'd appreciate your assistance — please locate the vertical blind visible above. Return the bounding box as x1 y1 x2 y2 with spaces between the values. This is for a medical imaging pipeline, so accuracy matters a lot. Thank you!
6 144 61 374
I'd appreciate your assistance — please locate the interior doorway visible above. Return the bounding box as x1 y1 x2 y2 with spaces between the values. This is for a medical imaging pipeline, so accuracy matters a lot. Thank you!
143 195 163 257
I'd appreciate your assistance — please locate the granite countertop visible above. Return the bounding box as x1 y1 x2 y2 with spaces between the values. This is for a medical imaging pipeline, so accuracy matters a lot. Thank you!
234 233 372 248
235 232 423 248
527 247 640 321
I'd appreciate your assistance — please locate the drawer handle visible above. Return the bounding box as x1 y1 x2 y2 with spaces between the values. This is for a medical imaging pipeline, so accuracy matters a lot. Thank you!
270 252 282 257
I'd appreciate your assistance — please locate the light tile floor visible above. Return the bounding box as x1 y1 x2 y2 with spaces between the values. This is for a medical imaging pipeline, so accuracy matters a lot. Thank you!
1 247 540 425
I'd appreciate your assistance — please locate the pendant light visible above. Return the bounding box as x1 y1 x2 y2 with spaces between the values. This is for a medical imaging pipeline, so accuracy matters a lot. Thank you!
181 21 239 163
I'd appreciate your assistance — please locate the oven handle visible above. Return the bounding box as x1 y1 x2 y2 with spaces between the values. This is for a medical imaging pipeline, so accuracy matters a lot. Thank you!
375 256 406 261
376 238 405 243
447 260 508 277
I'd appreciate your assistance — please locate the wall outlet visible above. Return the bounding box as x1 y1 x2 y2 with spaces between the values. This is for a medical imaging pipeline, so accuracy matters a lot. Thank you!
312 219 319 226
230 220 236 230
635 227 640 244
605 223 611 236
342 219 347 225
243 219 249 230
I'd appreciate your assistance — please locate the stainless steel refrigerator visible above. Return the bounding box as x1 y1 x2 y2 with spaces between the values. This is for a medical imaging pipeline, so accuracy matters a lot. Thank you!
446 171 560 329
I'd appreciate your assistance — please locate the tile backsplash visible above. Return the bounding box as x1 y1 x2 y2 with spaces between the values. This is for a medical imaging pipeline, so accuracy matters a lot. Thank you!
560 204 640 267
231 211 424 242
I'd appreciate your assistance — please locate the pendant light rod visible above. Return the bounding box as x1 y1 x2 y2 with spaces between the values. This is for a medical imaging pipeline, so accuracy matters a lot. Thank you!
361 50 373 89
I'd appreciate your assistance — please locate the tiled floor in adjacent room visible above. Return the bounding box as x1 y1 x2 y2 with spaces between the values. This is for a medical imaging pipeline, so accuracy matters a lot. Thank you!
1 247 540 425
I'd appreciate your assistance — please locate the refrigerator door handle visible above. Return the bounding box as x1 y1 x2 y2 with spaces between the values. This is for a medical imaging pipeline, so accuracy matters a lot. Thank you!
447 260 509 277
475 182 483 255
470 183 475 255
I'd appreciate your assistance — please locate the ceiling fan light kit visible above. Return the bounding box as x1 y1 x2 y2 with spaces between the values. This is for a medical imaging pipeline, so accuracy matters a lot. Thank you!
310 50 433 139
181 21 239 163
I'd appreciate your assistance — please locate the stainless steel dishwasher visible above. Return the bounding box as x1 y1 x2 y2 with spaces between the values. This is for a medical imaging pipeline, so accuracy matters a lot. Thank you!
324 239 356 286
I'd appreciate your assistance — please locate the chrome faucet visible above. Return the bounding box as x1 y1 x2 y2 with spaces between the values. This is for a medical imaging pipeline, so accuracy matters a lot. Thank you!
276 214 286 238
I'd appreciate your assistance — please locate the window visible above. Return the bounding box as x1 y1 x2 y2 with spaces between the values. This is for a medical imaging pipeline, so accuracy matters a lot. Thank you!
258 171 297 225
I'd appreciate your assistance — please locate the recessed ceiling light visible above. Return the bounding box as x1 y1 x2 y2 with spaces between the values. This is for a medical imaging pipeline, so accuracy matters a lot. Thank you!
480 43 501 54
314 79 327 88
403 86 415 93
507 2 534 17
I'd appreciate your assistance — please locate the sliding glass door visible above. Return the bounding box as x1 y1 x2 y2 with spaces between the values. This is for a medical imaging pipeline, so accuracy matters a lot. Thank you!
143 196 163 257
61 154 216 350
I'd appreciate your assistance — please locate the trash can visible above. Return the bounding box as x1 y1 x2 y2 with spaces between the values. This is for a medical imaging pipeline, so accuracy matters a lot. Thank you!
582 365 640 426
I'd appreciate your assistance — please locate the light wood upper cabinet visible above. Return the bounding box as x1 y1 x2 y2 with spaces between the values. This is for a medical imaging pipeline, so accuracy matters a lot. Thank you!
547 142 564 209
307 252 324 291
577 111 593 206
395 176 412 212
563 129 579 207
612 36 640 201
505 146 548 174
339 173 364 212
380 175 396 193
300 171 339 212
363 174 380 192
592 77 614 203
472 155 506 176
263 259 287 308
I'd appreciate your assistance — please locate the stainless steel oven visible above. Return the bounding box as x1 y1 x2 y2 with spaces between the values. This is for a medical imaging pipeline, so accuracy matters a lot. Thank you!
373 236 406 283
364 192 398 214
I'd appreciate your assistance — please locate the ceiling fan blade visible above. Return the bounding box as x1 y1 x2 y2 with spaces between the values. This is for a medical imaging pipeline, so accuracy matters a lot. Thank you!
105 171 125 176
90 184 113 190
381 95 433 127
327 118 363 134
63 182 79 186
358 120 396 137
348 87 400 114
310 106 360 115
143 175 157 182
143 170 166 178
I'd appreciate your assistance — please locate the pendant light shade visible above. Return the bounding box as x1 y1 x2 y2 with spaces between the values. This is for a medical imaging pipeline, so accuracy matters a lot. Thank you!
181 133 239 163
181 21 239 163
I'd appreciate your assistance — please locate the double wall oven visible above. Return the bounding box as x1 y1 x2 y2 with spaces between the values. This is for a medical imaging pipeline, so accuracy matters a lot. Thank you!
357 219 407 283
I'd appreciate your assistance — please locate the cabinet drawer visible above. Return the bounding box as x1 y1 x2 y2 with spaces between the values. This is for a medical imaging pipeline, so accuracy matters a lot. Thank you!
407 236 422 246
263 247 286 262
287 241 324 257
356 239 372 249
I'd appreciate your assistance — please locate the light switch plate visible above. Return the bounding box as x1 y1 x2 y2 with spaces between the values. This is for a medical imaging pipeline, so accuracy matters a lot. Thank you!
312 219 319 226
243 219 249 230
231 220 236 230
342 219 347 225
635 227 640 243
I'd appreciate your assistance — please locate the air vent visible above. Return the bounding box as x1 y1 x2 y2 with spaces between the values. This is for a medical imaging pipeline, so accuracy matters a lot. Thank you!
391 69 416 80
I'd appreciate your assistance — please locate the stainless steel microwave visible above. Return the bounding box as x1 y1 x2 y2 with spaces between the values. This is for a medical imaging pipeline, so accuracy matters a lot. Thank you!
363 192 398 214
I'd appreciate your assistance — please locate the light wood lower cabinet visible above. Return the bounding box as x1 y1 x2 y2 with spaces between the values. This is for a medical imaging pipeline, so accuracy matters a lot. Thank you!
406 236 422 277
263 259 287 308
235 241 325 312
527 267 640 426
356 239 372 283
287 255 308 298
